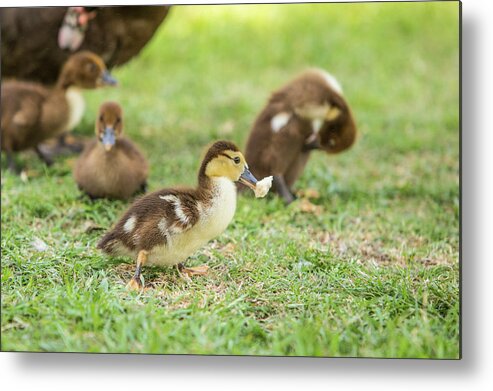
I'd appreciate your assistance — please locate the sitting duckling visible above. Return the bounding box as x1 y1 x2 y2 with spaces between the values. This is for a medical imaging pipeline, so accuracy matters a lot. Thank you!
1 51 116 173
97 140 268 290
244 68 357 204
74 101 148 200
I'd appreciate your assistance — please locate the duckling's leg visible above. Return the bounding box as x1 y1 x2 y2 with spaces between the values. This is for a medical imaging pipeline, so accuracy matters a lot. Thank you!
138 181 148 194
34 146 54 166
177 263 209 276
127 250 148 291
5 150 20 174
273 175 296 205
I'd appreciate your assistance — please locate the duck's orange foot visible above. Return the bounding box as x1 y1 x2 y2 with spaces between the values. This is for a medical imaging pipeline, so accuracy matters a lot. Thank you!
126 277 143 291
178 264 209 277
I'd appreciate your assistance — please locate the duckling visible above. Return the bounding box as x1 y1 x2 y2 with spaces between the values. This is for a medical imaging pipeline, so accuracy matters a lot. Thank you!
1 51 117 173
97 140 261 290
244 68 357 204
73 102 148 200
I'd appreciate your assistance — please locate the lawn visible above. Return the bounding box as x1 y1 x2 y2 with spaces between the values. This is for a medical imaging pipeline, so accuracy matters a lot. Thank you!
1 2 460 358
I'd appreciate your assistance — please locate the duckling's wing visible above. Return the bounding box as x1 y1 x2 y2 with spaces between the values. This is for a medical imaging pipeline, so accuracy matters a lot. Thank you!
100 190 202 254
118 138 148 166
136 192 201 249
11 95 43 130
1 83 45 128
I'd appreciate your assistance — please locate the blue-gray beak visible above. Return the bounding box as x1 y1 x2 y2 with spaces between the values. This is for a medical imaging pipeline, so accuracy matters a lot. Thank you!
102 127 116 151
101 70 117 86
239 167 258 190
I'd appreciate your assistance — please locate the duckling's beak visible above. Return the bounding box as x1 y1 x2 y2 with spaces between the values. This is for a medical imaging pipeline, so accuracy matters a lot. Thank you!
238 167 258 190
101 70 118 86
102 127 116 151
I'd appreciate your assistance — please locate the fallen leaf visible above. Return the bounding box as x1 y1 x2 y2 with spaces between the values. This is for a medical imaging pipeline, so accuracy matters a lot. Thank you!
180 265 209 276
319 232 332 245
297 198 323 215
82 221 105 233
218 242 236 256
297 188 320 199
1 317 29 332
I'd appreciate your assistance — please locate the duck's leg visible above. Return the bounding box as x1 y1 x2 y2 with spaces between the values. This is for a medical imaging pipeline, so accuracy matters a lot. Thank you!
177 263 209 276
127 250 148 291
272 175 296 205
34 145 54 166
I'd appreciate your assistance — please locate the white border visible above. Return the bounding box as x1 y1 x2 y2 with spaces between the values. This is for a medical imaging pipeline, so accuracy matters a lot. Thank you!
2 0 492 390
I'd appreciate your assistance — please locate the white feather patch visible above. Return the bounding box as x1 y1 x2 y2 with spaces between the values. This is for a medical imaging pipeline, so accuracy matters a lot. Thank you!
174 201 190 226
159 195 190 226
317 69 343 95
157 217 169 239
123 215 136 233
270 112 292 133
159 195 177 203
31 237 49 252
196 201 204 216
65 87 85 131
157 218 168 237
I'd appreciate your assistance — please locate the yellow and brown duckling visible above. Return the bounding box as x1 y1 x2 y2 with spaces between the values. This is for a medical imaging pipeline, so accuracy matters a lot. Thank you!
97 140 269 290
244 68 357 204
74 101 148 200
0 51 117 173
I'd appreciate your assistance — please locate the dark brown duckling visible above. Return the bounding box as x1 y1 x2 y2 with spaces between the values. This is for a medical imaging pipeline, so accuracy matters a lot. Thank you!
244 68 357 204
97 140 261 290
1 51 117 173
74 102 148 200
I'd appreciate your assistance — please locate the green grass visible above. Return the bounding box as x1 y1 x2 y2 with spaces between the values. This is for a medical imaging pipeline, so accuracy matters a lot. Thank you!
1 2 460 358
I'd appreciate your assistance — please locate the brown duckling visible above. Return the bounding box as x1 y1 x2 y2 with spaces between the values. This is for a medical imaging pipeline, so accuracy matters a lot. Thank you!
74 102 148 200
97 140 264 290
1 51 117 173
244 68 357 204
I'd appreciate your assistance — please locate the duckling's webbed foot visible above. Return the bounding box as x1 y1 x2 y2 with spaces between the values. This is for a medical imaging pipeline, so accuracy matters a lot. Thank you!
273 175 296 204
35 145 55 166
177 263 209 276
127 250 148 291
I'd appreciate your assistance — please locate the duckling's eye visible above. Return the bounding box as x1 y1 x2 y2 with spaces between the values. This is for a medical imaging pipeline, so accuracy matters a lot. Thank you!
233 157 241 165
86 62 98 73
99 115 104 122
